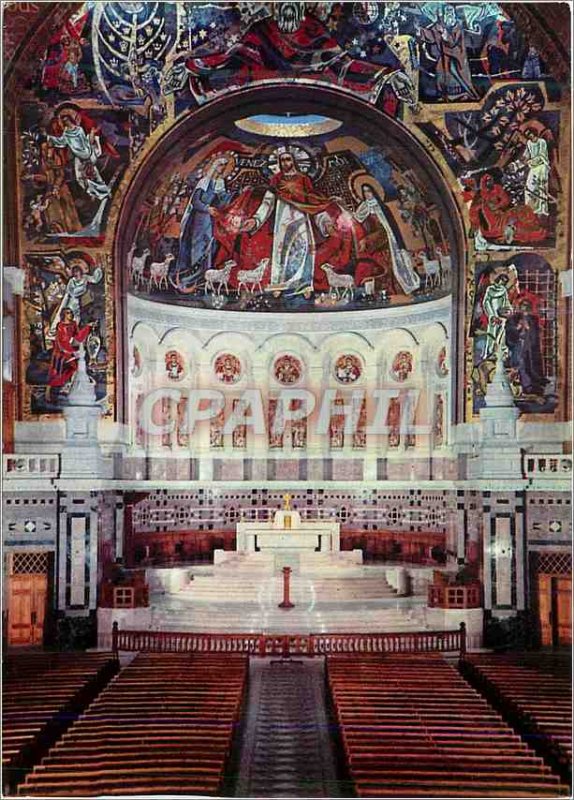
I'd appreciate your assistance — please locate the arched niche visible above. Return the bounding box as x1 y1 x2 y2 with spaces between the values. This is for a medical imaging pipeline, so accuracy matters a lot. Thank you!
113 85 467 426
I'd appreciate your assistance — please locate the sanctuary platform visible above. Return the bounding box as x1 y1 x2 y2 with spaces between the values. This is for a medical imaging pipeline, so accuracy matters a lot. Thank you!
149 564 427 635
97 496 483 648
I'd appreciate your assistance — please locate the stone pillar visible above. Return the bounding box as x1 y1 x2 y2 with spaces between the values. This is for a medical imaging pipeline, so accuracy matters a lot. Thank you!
455 491 481 566
60 347 110 478
395 567 409 596
3 267 25 452
469 352 522 479
114 492 125 561
514 492 526 612
466 493 481 565
363 453 377 481
198 457 214 481
482 491 526 613
453 495 465 563
57 491 99 614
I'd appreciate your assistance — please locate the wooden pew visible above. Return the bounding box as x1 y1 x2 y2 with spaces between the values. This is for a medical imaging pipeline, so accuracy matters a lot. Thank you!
20 652 248 797
2 652 118 794
461 653 572 780
327 654 570 798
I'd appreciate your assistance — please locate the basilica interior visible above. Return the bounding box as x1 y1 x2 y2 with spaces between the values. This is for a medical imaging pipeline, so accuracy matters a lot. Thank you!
2 2 572 798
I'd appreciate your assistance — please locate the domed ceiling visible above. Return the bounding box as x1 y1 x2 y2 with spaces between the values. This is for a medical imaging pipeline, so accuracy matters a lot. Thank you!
126 110 456 313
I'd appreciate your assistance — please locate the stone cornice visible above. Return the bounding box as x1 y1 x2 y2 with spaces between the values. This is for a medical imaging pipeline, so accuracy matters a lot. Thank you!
2 478 571 494
128 294 452 337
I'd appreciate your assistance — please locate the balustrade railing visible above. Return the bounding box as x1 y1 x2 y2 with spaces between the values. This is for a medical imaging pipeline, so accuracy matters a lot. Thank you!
524 454 572 480
3 454 60 478
6 452 569 483
112 623 466 658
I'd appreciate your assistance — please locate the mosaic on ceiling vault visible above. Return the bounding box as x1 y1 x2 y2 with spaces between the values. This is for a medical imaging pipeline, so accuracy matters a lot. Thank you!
20 2 558 113
6 1 567 420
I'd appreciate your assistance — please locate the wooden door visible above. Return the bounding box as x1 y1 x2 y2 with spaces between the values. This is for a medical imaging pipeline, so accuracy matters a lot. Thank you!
8 573 47 646
538 574 553 647
538 574 572 647
555 576 572 646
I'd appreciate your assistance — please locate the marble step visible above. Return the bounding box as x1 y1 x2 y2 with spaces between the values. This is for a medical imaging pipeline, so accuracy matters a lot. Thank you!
181 576 397 603
152 607 417 621
151 605 427 634
181 590 397 602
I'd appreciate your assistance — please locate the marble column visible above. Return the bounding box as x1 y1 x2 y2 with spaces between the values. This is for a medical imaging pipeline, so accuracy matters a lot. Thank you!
57 492 99 614
482 491 526 613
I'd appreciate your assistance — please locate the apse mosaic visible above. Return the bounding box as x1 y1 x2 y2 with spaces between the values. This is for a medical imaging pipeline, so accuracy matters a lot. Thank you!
126 117 452 312
7 1 567 420
437 346 449 377
165 350 185 381
130 346 143 378
274 356 303 386
334 355 363 384
214 353 242 384
391 351 414 382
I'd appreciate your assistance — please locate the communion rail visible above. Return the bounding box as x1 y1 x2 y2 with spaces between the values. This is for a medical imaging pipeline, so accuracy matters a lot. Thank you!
112 622 466 658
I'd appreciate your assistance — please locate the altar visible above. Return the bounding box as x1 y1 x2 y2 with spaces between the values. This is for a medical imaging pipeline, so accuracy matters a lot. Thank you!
215 495 362 574
236 506 340 554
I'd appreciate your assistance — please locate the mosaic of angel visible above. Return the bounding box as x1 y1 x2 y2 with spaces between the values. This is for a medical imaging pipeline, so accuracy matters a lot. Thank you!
421 85 560 250
24 251 108 413
21 103 129 241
